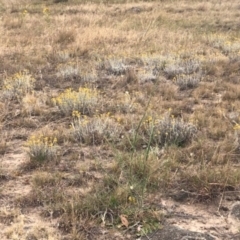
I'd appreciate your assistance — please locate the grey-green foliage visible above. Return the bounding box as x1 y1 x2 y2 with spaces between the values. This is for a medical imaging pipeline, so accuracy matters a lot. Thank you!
72 116 123 144
57 65 80 79
175 73 201 90
164 59 201 79
155 114 197 147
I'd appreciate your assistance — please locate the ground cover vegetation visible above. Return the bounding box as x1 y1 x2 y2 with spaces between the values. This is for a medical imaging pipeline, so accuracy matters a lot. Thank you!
0 0 240 239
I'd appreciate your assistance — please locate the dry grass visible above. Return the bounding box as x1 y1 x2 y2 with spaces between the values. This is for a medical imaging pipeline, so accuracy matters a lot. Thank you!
0 0 240 239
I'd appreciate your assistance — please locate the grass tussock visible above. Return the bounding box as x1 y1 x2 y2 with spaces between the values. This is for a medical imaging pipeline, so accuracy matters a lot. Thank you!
26 134 58 163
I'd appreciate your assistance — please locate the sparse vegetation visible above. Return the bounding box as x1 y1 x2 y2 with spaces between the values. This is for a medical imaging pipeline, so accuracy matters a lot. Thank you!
1 0 240 239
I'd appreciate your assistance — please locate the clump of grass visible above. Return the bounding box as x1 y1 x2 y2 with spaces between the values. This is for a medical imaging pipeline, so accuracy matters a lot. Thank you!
52 87 99 115
32 172 62 188
116 91 137 113
178 164 240 200
55 29 75 45
17 184 65 212
21 93 47 116
174 73 201 90
26 135 58 163
117 150 162 191
1 70 35 101
71 111 122 144
158 83 178 101
222 82 240 101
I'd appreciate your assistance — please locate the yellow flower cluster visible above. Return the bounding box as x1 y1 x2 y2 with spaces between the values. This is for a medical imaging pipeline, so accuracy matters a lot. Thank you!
22 9 28 17
26 135 58 161
27 135 57 147
234 124 240 130
52 87 99 115
43 7 49 16
143 115 160 127
72 110 81 118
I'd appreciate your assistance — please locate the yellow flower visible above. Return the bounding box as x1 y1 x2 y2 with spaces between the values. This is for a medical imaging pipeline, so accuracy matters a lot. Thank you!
43 7 49 15
22 10 28 17
234 124 240 130
128 196 136 203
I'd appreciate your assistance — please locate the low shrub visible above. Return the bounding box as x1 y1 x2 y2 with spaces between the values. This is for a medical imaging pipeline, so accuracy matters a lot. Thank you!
71 112 122 144
142 113 197 147
1 70 35 101
164 59 201 79
56 64 80 79
155 114 197 146
52 87 99 115
174 74 201 90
